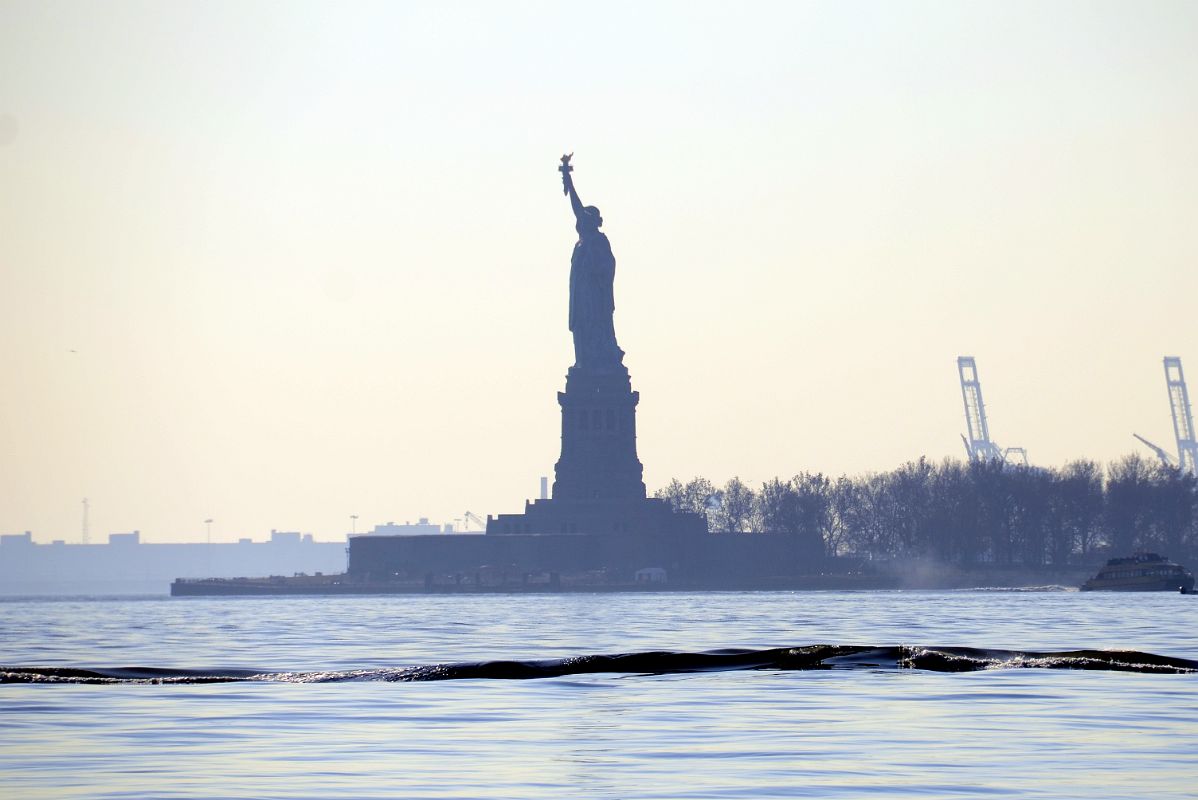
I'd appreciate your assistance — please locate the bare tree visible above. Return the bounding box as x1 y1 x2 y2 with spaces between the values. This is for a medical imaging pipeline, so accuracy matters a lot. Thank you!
711 476 756 533
655 450 1197 566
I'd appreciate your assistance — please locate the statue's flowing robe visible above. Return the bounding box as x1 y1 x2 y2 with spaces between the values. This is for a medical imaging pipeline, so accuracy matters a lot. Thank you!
569 229 624 368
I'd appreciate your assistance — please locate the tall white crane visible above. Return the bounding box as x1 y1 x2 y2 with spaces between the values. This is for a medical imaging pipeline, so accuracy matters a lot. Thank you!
1164 357 1197 475
957 356 1027 466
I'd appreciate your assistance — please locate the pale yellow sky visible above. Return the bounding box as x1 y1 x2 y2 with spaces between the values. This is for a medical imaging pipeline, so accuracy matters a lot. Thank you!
1 1 1196 543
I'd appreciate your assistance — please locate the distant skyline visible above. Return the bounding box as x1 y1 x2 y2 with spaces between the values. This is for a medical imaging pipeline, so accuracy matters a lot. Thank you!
2 1 1196 543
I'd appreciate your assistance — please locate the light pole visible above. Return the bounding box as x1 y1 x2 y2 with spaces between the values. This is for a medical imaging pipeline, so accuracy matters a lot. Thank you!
204 518 213 544
350 514 358 535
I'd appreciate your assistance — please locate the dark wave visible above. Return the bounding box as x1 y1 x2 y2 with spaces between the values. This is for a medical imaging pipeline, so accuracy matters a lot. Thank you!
3 645 1196 684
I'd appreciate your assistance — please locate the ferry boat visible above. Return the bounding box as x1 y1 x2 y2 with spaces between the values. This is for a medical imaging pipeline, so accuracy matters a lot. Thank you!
1080 552 1194 592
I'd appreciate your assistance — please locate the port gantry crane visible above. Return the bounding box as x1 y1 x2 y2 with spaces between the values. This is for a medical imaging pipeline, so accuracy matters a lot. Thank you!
1165 357 1197 474
957 356 1028 467
1133 432 1175 468
1133 357 1197 475
462 511 489 531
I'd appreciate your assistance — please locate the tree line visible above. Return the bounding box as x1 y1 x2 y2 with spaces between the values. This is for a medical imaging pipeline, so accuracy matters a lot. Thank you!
655 454 1198 566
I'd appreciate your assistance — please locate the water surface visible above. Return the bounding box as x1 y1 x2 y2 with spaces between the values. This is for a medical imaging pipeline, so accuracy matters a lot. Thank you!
2 591 1195 798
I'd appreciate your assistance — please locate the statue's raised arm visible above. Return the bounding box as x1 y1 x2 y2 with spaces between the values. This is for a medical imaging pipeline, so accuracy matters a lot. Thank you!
559 153 599 230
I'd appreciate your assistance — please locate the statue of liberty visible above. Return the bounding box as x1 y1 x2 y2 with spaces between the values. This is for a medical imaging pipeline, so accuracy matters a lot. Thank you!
559 154 625 370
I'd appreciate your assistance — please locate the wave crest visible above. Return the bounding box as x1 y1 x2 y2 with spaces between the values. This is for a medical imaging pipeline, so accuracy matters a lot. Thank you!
4 645 1195 685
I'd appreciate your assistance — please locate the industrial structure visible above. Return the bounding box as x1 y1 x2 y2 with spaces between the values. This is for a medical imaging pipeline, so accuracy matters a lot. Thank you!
1133 433 1175 467
1134 357 1197 475
2 529 345 595
1164 357 1197 475
957 356 1028 467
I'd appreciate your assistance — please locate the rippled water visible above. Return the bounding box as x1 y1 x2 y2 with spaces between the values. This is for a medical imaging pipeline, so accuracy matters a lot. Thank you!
2 590 1196 798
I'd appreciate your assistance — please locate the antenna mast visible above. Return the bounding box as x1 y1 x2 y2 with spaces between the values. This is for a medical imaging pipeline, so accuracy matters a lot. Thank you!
81 497 90 545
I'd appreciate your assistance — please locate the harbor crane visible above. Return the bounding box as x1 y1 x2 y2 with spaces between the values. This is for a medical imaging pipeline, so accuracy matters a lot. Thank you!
1133 358 1197 475
462 511 488 531
1164 357 1197 474
1132 432 1175 468
1002 446 1030 468
1164 357 1197 475
957 356 1028 467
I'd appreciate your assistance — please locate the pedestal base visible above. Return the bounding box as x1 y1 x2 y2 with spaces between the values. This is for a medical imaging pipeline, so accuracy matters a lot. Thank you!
487 496 704 538
486 361 704 543
551 364 646 502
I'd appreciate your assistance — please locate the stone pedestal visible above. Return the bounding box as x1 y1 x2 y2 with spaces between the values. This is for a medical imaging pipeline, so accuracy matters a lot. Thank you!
552 365 646 502
487 364 703 540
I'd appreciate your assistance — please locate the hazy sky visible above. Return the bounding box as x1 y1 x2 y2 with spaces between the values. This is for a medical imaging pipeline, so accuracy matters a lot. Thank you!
2 1 1196 543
